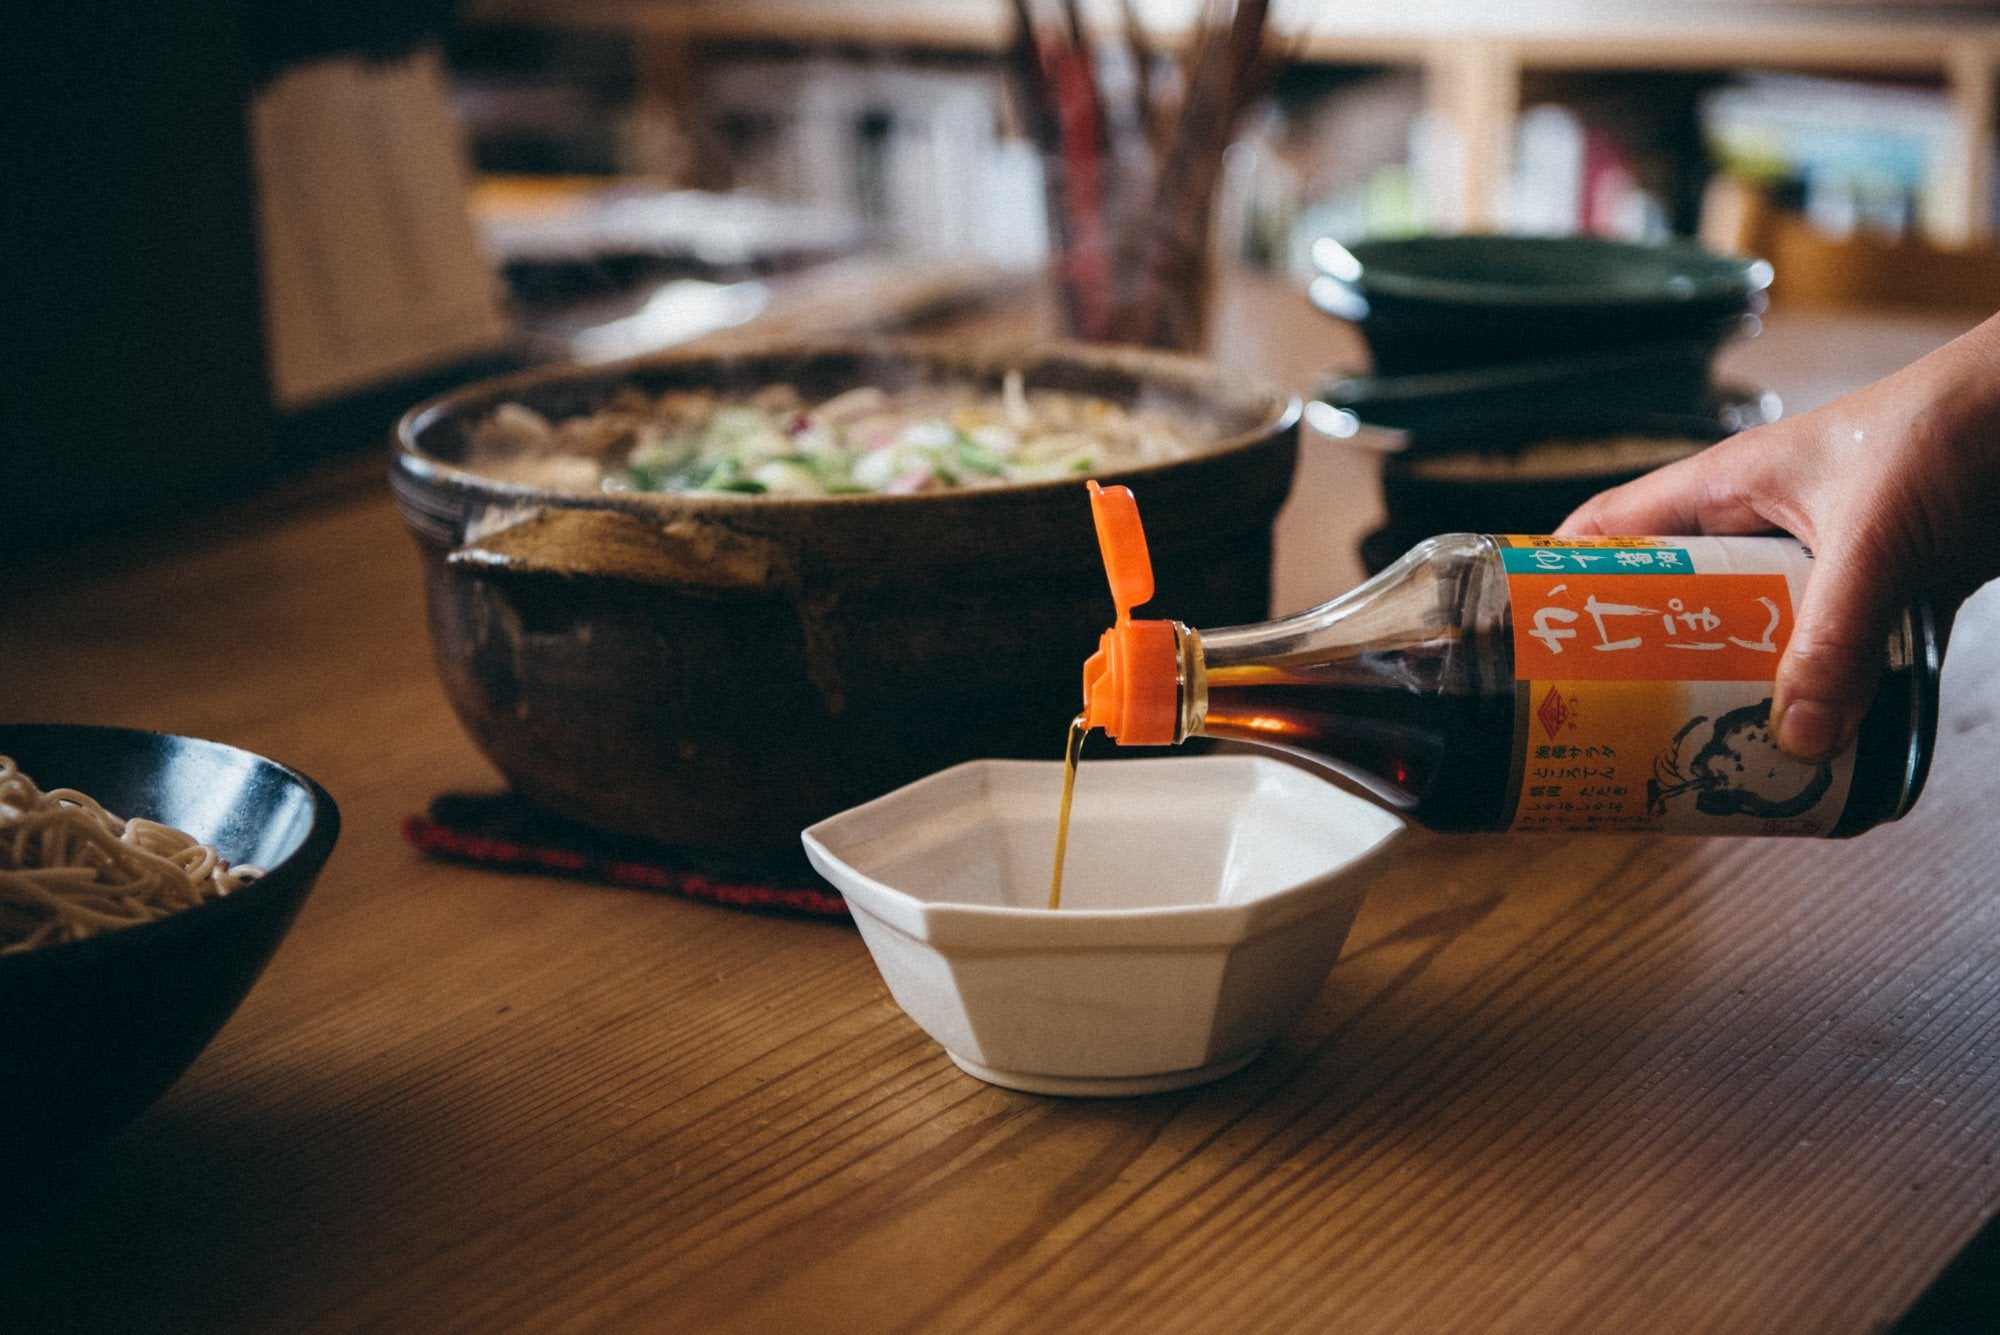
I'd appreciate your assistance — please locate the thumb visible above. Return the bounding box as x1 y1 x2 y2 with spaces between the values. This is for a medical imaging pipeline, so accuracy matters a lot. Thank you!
1772 544 1902 763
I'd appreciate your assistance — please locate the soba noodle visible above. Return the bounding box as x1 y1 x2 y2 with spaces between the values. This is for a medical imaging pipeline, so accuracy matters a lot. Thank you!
0 754 263 954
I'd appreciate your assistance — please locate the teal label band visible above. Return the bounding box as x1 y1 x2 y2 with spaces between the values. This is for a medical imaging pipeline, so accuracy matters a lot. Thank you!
1500 546 1695 575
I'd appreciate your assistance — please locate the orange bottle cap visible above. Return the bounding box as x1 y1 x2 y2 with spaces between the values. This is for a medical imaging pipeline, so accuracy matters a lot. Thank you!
1080 481 1179 746
1090 478 1155 611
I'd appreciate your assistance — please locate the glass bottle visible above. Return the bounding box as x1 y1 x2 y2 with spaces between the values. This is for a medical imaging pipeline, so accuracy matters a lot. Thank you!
1078 482 1938 837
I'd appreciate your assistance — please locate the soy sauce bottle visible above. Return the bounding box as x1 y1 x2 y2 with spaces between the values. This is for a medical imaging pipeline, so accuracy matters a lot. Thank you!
1078 481 1937 837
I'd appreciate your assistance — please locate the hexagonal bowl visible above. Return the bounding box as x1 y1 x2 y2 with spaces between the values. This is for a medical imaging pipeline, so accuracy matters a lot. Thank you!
801 755 1405 1096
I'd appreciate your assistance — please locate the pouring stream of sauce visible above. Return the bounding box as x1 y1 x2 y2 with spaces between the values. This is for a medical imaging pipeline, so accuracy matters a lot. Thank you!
1047 714 1088 909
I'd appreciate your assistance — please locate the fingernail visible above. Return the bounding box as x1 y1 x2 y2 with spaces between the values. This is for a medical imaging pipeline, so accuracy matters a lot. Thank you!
1777 700 1846 762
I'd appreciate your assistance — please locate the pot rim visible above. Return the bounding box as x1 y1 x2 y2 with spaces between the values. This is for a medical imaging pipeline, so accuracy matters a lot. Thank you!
391 336 1302 517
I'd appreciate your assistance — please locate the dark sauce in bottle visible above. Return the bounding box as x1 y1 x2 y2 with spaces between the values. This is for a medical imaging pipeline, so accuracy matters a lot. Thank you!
1827 602 1938 836
1200 664 1517 830
1187 534 1524 831
1079 493 1939 838
1193 590 1936 837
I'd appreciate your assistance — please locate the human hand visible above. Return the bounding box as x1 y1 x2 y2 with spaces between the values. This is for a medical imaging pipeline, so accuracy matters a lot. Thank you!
1559 312 2000 762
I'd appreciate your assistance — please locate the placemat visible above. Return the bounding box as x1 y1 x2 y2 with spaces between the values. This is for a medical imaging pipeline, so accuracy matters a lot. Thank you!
403 791 851 920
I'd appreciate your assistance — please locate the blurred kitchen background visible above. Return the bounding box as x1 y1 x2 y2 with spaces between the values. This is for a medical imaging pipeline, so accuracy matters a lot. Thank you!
13 0 2000 564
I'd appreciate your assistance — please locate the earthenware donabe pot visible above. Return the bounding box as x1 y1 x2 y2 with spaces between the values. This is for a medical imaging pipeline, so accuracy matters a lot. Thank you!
392 341 1299 857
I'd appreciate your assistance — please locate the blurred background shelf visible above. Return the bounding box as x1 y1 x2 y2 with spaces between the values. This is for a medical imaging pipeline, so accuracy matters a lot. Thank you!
464 0 2000 244
17 0 2000 553
1704 173 2000 312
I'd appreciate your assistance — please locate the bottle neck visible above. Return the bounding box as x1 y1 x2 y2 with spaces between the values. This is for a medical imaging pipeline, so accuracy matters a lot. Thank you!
1165 534 1512 819
1183 533 1508 713
1176 622 1207 743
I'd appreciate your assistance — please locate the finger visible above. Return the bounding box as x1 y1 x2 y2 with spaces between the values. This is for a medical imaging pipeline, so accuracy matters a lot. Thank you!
1771 541 1902 763
1557 433 1800 539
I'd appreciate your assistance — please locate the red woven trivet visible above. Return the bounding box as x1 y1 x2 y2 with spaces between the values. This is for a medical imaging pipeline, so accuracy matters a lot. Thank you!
402 791 850 920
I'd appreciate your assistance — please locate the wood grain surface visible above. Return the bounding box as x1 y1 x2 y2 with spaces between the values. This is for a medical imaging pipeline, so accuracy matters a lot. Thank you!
4 286 1997 1334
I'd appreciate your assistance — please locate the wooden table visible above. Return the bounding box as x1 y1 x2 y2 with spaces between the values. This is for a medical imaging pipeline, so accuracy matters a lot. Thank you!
5 288 1999 1333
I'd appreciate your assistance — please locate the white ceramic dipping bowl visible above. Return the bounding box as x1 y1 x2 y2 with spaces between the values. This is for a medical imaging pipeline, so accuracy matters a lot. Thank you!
801 755 1405 1096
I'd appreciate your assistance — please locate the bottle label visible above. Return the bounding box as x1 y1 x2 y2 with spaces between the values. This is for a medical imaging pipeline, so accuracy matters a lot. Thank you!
1497 536 1855 835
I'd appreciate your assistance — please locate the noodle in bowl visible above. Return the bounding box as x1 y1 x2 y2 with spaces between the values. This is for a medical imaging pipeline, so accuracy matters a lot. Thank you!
0 724 339 1164
0 754 263 954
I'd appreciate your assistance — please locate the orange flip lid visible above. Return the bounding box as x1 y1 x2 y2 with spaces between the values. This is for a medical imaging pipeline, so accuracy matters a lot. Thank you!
1080 481 1179 746
1089 479 1154 614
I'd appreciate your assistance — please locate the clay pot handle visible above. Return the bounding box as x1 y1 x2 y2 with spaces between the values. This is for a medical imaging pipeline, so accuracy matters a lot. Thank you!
447 507 785 593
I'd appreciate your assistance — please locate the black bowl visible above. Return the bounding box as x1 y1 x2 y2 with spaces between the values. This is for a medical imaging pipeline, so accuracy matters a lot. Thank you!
1318 339 1724 438
0 724 340 1164
1359 405 1760 575
1309 234 1770 376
